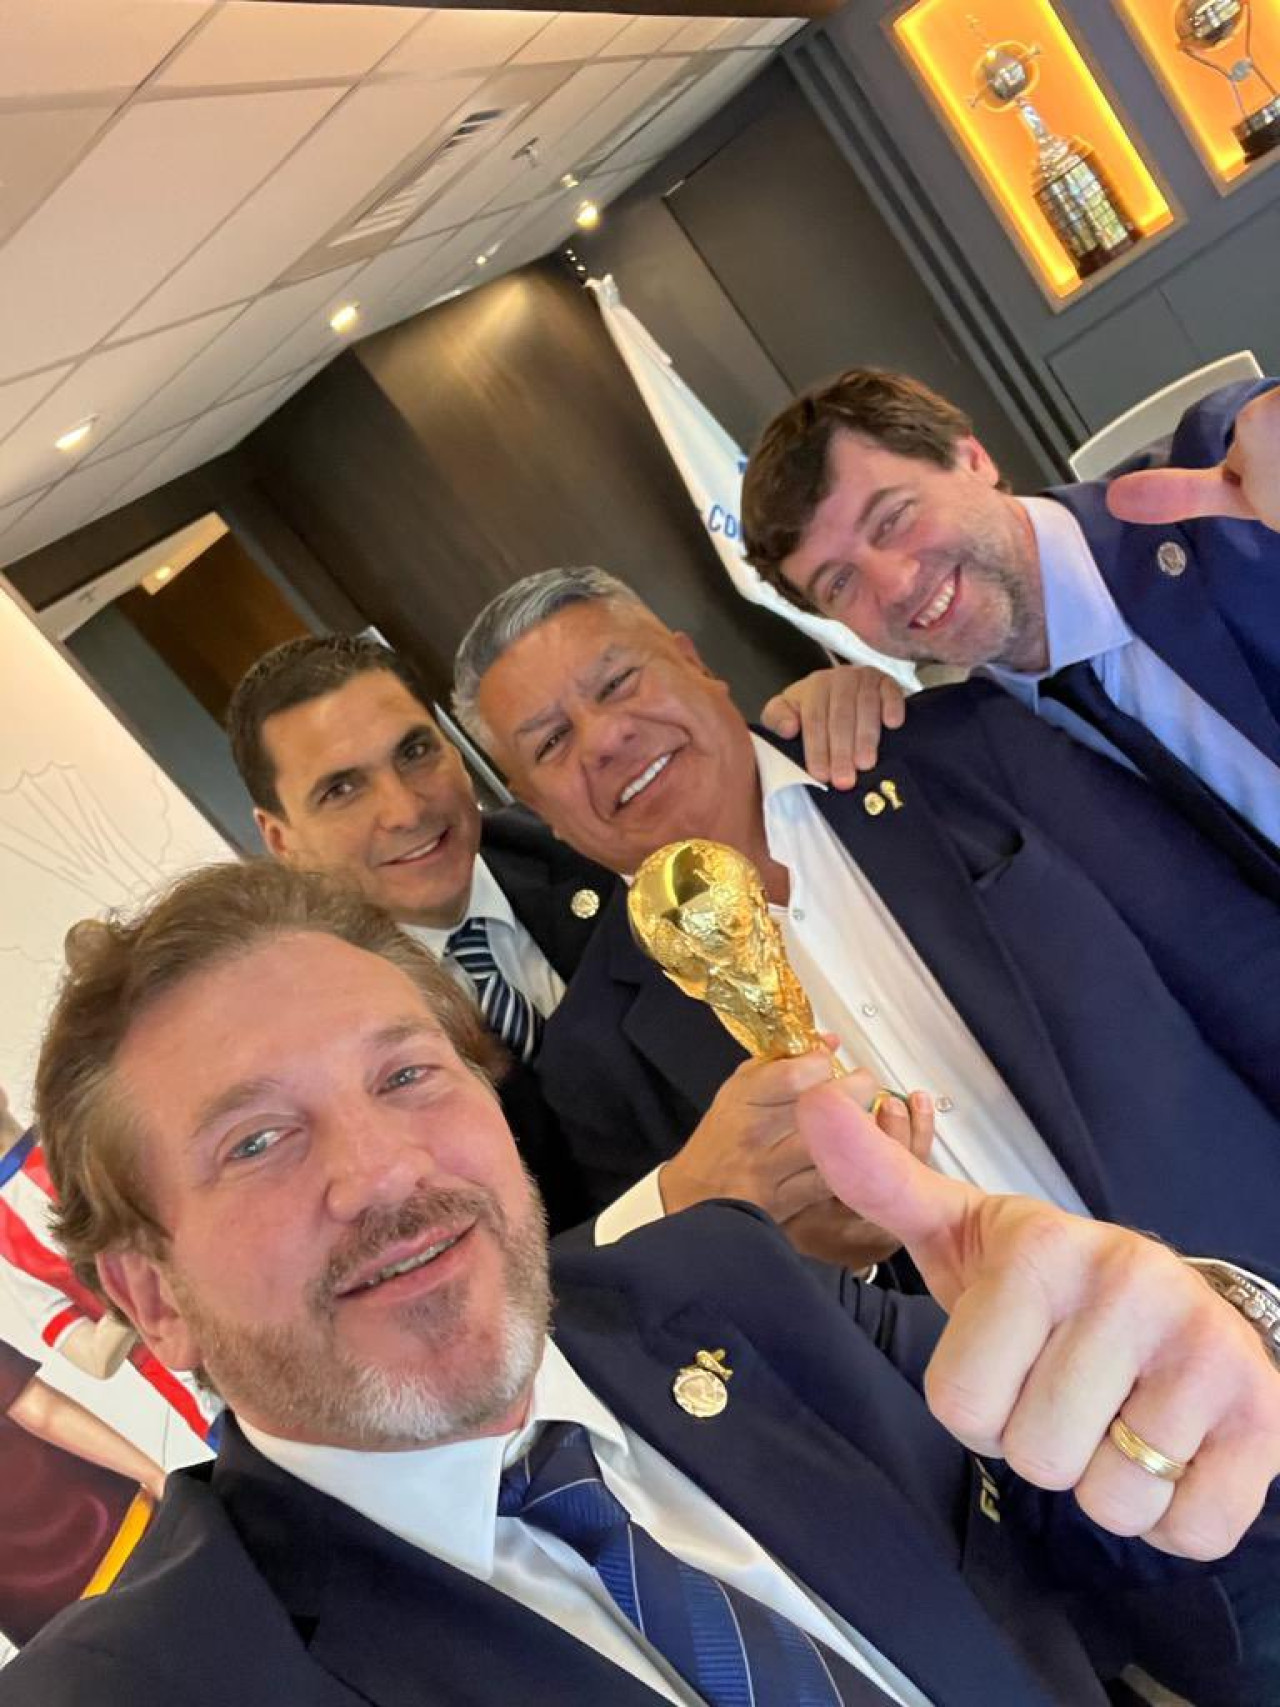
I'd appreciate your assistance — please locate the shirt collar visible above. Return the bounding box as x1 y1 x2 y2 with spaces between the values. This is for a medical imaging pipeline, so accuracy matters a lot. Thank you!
986 496 1133 690
239 1339 626 1582
406 854 518 956
751 731 826 822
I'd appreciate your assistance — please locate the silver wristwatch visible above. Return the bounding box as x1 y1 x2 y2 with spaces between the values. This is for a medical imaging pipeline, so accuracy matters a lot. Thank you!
1185 1258 1280 1368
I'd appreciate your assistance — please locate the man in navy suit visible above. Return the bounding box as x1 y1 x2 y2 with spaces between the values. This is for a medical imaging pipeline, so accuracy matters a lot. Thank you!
4 859 1278 1706
451 566 1280 1270
741 371 1280 895
226 635 618 1231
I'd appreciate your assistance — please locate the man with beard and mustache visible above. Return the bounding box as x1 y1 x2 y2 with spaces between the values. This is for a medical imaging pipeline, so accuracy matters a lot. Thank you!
226 635 619 1233
3 859 1279 1707
742 369 1280 901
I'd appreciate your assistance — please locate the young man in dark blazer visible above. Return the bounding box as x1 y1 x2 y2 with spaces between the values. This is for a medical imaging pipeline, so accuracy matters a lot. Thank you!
6 860 1278 1707
226 636 616 1231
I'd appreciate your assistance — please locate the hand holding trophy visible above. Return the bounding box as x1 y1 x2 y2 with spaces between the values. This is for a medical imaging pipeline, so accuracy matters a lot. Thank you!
630 839 933 1273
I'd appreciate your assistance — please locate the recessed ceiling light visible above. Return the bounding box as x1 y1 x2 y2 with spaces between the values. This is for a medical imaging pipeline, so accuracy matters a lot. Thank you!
154 565 172 583
329 302 360 334
54 416 97 453
475 253 489 267
574 200 601 231
561 172 580 189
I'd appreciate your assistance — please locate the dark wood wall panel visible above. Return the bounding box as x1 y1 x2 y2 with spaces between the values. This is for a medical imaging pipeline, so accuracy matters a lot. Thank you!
240 260 818 723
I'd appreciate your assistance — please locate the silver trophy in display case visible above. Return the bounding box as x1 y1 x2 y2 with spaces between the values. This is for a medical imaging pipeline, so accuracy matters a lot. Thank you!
1175 0 1280 162
967 18 1139 279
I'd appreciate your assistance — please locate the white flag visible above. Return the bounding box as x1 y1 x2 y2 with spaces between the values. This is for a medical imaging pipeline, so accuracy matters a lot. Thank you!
588 275 918 690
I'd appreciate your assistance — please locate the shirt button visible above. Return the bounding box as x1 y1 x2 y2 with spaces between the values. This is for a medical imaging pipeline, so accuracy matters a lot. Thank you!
861 1002 879 1018
935 1095 955 1114
791 907 805 922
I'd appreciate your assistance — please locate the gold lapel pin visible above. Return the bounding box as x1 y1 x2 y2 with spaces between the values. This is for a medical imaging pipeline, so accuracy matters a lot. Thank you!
975 1458 1001 1524
863 779 904 817
672 1348 733 1419
570 888 601 920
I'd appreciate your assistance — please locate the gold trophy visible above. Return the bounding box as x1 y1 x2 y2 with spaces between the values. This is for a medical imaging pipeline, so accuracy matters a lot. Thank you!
1176 0 1280 162
628 838 834 1065
967 17 1139 279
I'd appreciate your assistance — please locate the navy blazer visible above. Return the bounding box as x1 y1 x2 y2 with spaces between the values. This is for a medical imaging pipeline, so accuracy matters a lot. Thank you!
535 692 1280 1273
1046 378 1280 765
0 1205 1246 1707
477 808 618 1233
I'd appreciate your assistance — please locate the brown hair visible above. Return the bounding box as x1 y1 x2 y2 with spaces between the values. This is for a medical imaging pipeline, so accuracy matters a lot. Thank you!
35 861 504 1295
741 369 974 608
227 635 433 814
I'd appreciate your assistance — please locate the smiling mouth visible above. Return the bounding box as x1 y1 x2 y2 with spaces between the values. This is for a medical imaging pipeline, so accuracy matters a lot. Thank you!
616 751 673 810
336 1225 472 1297
381 829 448 867
909 569 958 631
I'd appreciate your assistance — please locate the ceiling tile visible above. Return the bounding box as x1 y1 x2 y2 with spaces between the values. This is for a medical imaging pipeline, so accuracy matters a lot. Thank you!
0 488 46 544
123 71 484 331
664 19 741 54
380 10 553 78
103 382 290 511
0 309 240 505
0 0 210 99
0 366 74 444
513 14 631 65
743 20 806 48
220 273 378 389
156 0 422 88
103 267 362 451
0 106 121 249
602 17 691 58
0 85 347 375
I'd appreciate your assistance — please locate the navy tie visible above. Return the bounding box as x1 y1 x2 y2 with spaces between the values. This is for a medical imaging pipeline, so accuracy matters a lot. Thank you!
1040 662 1280 902
445 917 543 1063
499 1421 896 1706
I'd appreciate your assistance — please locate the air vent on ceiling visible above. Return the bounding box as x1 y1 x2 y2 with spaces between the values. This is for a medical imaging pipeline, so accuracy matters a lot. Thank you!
331 107 524 250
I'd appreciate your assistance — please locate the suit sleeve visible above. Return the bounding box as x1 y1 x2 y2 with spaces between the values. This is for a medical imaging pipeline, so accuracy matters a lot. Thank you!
972 691 1280 1114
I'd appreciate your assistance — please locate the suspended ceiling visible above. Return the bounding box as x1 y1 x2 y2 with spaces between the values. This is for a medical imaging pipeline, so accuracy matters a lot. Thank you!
0 0 802 570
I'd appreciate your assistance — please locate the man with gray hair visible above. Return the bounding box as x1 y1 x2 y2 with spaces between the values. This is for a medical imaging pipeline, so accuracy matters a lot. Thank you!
453 566 1280 1274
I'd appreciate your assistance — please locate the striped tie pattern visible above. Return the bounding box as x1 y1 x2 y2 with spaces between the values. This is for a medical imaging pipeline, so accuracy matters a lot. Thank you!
445 916 543 1064
499 1421 893 1706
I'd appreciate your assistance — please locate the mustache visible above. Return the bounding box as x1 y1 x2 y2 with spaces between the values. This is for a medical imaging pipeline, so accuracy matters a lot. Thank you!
314 1186 504 1308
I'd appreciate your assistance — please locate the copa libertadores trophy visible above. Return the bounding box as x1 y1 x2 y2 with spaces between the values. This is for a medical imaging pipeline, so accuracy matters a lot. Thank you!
1176 0 1280 162
967 17 1139 279
628 838 835 1064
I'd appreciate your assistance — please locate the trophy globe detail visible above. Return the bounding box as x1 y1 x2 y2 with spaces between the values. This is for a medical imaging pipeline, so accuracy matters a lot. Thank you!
1175 0 1280 161
967 17 1139 278
628 839 831 1065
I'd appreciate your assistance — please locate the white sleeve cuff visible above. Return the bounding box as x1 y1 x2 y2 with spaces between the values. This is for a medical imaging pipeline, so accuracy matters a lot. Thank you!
593 1168 667 1246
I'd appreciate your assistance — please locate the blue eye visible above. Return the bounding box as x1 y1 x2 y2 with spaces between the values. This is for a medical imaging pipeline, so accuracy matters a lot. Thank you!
227 1127 285 1163
382 1063 432 1093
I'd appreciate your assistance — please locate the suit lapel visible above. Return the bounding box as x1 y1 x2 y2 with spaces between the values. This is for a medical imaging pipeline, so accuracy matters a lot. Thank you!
605 897 748 1116
809 745 1112 1214
481 818 613 982
1046 485 1280 767
561 1298 1063 1707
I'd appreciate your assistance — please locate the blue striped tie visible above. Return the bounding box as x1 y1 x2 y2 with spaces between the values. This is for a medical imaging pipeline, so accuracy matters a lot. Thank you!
445 917 543 1064
499 1421 895 1705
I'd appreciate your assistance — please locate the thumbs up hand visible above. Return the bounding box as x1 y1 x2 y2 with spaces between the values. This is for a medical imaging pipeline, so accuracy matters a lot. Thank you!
1105 385 1280 532
798 1072 1280 1560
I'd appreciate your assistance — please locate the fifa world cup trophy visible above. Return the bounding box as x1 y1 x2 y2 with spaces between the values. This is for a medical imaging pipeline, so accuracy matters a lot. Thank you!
628 839 830 1064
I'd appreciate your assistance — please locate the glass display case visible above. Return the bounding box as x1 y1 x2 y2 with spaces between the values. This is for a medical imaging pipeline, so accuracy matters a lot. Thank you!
891 0 1177 299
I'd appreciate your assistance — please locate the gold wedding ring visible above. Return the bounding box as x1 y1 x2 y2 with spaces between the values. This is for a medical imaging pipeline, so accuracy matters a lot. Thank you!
1107 1416 1189 1483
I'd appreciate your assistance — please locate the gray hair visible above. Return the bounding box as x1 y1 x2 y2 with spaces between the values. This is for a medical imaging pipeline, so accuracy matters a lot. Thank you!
452 567 645 748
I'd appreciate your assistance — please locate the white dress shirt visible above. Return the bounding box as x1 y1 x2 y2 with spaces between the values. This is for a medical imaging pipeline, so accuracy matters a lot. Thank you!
408 854 566 1020
242 1339 929 1707
986 496 1280 846
596 737 1088 1243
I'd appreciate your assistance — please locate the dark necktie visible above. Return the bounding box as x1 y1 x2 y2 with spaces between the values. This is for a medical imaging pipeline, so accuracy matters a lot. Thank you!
445 917 543 1063
1040 662 1280 901
499 1421 897 1706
